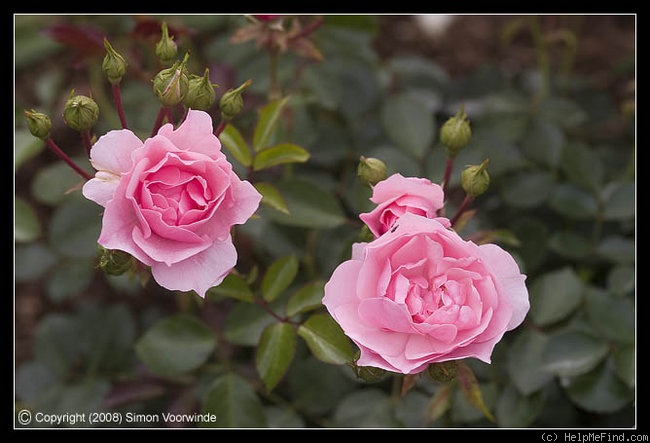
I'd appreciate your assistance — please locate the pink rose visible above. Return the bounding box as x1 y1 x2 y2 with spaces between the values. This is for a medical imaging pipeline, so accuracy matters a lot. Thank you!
359 173 446 237
82 109 262 297
322 212 529 374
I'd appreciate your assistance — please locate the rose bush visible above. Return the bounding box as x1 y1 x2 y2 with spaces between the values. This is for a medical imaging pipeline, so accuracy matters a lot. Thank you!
82 109 261 297
323 212 529 374
359 173 446 237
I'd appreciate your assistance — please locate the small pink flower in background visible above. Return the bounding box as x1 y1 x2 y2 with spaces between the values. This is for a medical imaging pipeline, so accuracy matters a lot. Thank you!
253 15 281 22
82 109 262 297
323 212 529 375
359 173 447 238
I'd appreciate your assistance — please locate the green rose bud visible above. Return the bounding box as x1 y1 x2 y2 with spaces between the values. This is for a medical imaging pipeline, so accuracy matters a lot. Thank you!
426 360 458 383
152 52 190 107
183 68 217 111
63 92 99 132
440 107 472 158
357 156 388 186
461 158 490 198
355 365 388 383
24 109 52 139
155 21 177 65
98 247 134 276
219 79 252 121
102 38 127 85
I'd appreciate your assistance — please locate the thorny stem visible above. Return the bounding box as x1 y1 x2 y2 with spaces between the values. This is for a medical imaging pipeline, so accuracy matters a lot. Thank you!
450 195 474 228
112 83 129 129
214 119 227 137
45 138 92 180
151 106 168 137
81 131 93 156
442 157 454 198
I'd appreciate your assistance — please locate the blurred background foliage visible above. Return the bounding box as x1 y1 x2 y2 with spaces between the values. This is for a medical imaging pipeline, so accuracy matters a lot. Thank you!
14 14 635 428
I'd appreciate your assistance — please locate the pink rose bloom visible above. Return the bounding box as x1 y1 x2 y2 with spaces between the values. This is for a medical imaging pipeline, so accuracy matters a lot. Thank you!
359 173 446 237
82 110 261 297
323 212 529 375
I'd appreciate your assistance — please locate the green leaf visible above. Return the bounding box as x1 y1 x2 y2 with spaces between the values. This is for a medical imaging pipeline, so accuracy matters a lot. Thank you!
253 143 310 171
31 159 88 206
561 142 604 191
530 267 585 326
426 384 452 424
15 243 57 282
548 230 592 259
507 328 554 395
566 360 634 414
602 181 635 220
542 329 609 377
584 287 635 344
297 313 354 365
451 378 497 424
219 123 252 167
15 128 45 171
253 96 290 151
15 197 42 242
548 183 598 219
254 182 289 214
201 373 267 427
612 344 635 388
48 198 101 258
495 383 546 428
522 119 565 168
265 179 346 229
135 314 216 377
224 302 276 346
332 389 400 427
456 366 496 421
595 236 635 264
45 259 94 302
380 93 435 159
286 280 325 317
261 254 299 302
607 265 635 297
501 170 554 208
206 272 254 302
256 322 296 391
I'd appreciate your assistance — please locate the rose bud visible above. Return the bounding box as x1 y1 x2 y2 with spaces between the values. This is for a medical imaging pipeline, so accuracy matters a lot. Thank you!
152 52 190 107
24 109 52 139
219 78 252 121
155 21 178 65
461 158 490 197
63 92 99 132
440 107 472 158
183 68 217 111
98 246 134 276
357 156 388 186
102 38 127 85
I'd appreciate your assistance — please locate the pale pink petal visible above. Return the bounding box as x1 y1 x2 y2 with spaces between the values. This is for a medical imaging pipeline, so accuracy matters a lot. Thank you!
322 260 363 310
82 172 119 207
157 110 225 160
358 298 417 333
478 243 529 330
150 236 237 297
89 129 143 174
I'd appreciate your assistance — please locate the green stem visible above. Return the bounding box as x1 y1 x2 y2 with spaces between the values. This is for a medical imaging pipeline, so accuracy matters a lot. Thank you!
529 16 551 103
268 49 281 101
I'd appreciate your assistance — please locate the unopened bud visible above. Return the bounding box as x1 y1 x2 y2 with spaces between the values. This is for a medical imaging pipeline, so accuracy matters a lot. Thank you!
356 365 388 383
63 92 99 132
426 360 458 383
98 247 134 276
461 159 490 197
219 79 252 121
24 109 52 139
153 52 190 107
440 107 472 158
155 22 178 65
357 156 387 186
102 38 127 85
183 68 217 111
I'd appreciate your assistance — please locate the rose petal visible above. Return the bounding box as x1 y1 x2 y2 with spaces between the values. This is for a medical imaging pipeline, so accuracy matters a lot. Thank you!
150 235 237 297
157 109 226 160
358 298 416 333
89 129 143 175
